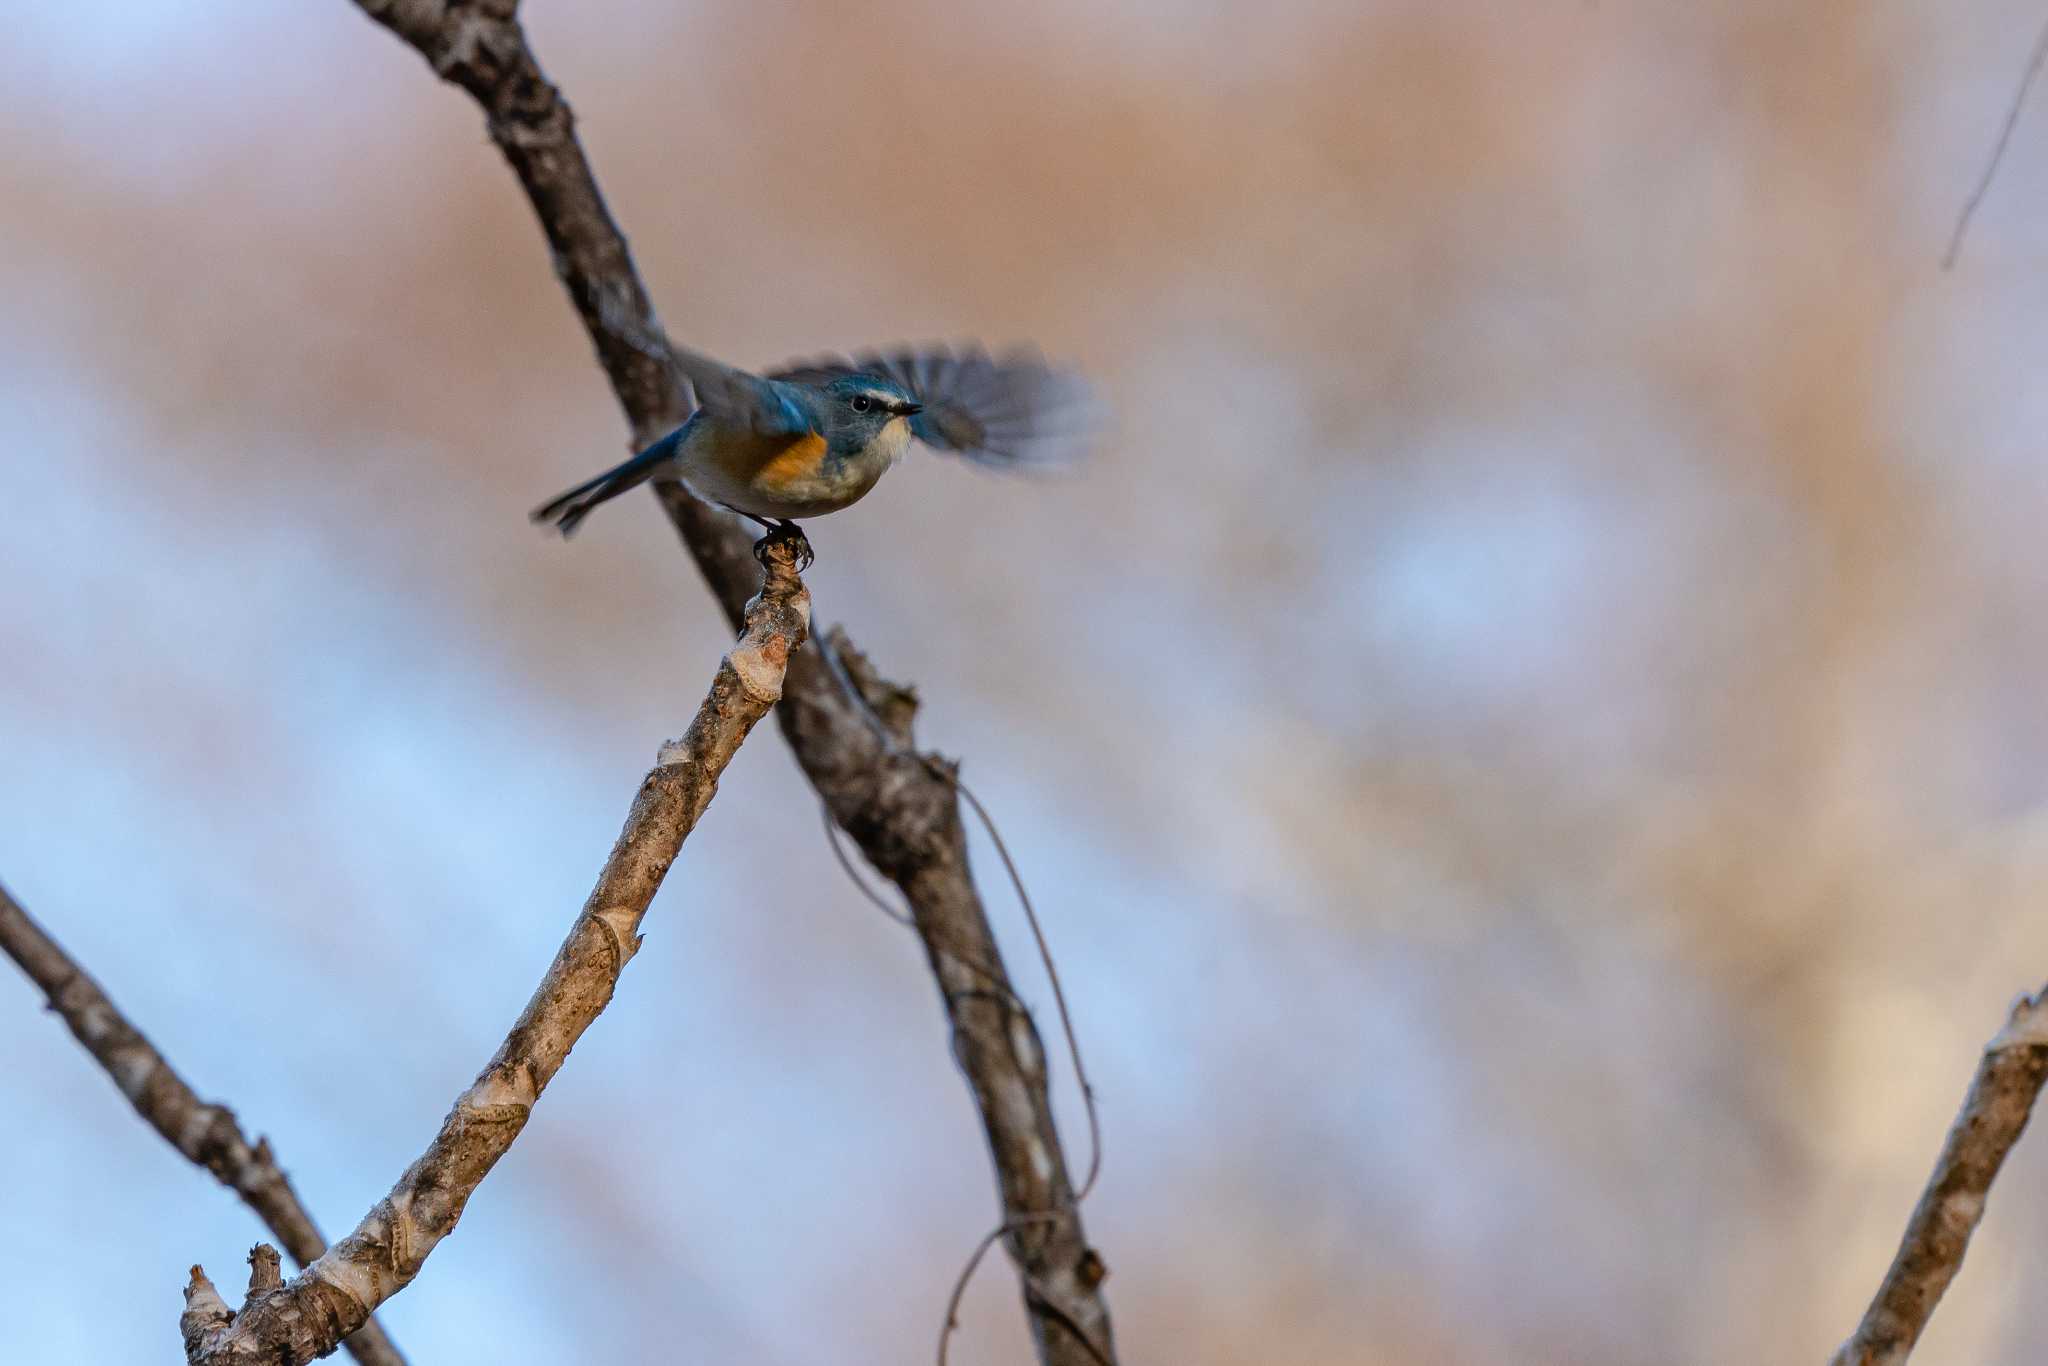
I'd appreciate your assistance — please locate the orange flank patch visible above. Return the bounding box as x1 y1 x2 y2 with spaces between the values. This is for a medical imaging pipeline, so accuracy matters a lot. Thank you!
751 433 829 493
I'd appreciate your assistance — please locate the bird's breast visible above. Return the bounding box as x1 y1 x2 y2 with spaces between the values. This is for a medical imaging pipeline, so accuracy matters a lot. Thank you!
751 433 832 492
683 425 895 519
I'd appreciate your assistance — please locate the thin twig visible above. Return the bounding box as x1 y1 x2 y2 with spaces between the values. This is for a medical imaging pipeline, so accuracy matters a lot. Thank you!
0 882 408 1366
950 774 1102 1204
1831 984 2048 1366
816 623 1109 1347
815 627 1102 1198
177 543 811 1366
937 1217 1051 1366
937 1215 1113 1366
925 782 1107 1366
1944 13 2048 269
822 803 914 928
340 7 1115 1358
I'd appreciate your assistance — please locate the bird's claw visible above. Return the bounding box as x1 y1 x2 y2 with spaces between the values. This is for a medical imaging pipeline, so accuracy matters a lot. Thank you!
753 523 814 574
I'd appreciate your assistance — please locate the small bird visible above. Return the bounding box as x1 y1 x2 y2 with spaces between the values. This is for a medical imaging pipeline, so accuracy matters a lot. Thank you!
532 340 1097 568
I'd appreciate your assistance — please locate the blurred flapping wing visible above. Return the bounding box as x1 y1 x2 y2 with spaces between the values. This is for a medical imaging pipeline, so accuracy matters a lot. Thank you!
770 344 1100 470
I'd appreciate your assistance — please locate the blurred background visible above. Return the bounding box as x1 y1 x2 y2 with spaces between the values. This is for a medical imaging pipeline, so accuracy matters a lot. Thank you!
5 1 2048 1361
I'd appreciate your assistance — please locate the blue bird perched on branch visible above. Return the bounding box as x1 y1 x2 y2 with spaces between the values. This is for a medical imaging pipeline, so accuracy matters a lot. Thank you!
532 339 1099 569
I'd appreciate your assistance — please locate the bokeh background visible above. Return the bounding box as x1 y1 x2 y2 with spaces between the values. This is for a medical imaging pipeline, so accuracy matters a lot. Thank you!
6 1 2048 1361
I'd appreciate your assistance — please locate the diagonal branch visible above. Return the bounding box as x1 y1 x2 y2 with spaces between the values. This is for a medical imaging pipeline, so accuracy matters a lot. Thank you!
0 882 408 1366
177 542 810 1366
345 3 1115 1361
1831 985 2048 1366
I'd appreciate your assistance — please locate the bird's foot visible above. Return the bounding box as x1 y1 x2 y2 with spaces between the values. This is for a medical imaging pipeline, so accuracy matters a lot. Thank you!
753 522 814 574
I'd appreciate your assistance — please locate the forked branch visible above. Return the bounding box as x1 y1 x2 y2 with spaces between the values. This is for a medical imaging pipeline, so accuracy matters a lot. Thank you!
0 883 408 1366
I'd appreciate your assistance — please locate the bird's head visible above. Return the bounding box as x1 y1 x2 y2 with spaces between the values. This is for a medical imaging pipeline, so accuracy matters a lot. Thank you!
817 373 922 449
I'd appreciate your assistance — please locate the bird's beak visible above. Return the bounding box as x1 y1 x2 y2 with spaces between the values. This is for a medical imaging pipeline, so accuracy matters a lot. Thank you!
901 402 923 417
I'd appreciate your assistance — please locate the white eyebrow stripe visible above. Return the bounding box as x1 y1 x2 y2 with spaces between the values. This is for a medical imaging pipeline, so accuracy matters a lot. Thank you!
853 384 912 411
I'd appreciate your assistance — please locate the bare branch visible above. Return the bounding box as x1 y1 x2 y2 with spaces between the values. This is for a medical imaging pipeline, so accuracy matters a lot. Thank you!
0 882 407 1366
178 543 811 1366
345 4 1115 1360
1831 985 2048 1366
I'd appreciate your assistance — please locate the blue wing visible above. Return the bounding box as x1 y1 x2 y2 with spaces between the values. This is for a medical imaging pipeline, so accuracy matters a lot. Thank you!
669 341 813 440
768 344 1101 470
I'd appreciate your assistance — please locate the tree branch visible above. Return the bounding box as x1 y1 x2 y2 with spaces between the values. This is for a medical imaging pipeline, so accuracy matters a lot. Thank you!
1831 985 2048 1366
345 3 1115 1361
0 882 408 1366
177 542 810 1366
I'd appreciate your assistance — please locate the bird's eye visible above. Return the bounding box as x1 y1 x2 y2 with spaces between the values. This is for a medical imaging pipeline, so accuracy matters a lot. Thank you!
850 394 873 413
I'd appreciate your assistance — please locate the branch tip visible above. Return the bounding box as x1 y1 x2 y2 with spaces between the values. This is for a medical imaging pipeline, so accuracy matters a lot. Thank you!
248 1245 284 1294
0 883 406 1366
1833 982 2048 1365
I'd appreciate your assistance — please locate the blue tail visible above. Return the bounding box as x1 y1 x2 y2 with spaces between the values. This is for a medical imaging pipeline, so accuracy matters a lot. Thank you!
531 423 690 537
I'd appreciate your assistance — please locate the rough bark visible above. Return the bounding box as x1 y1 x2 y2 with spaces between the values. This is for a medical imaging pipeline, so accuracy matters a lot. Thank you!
178 543 810 1366
1831 986 2048 1366
345 3 1114 1360
0 881 407 1366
